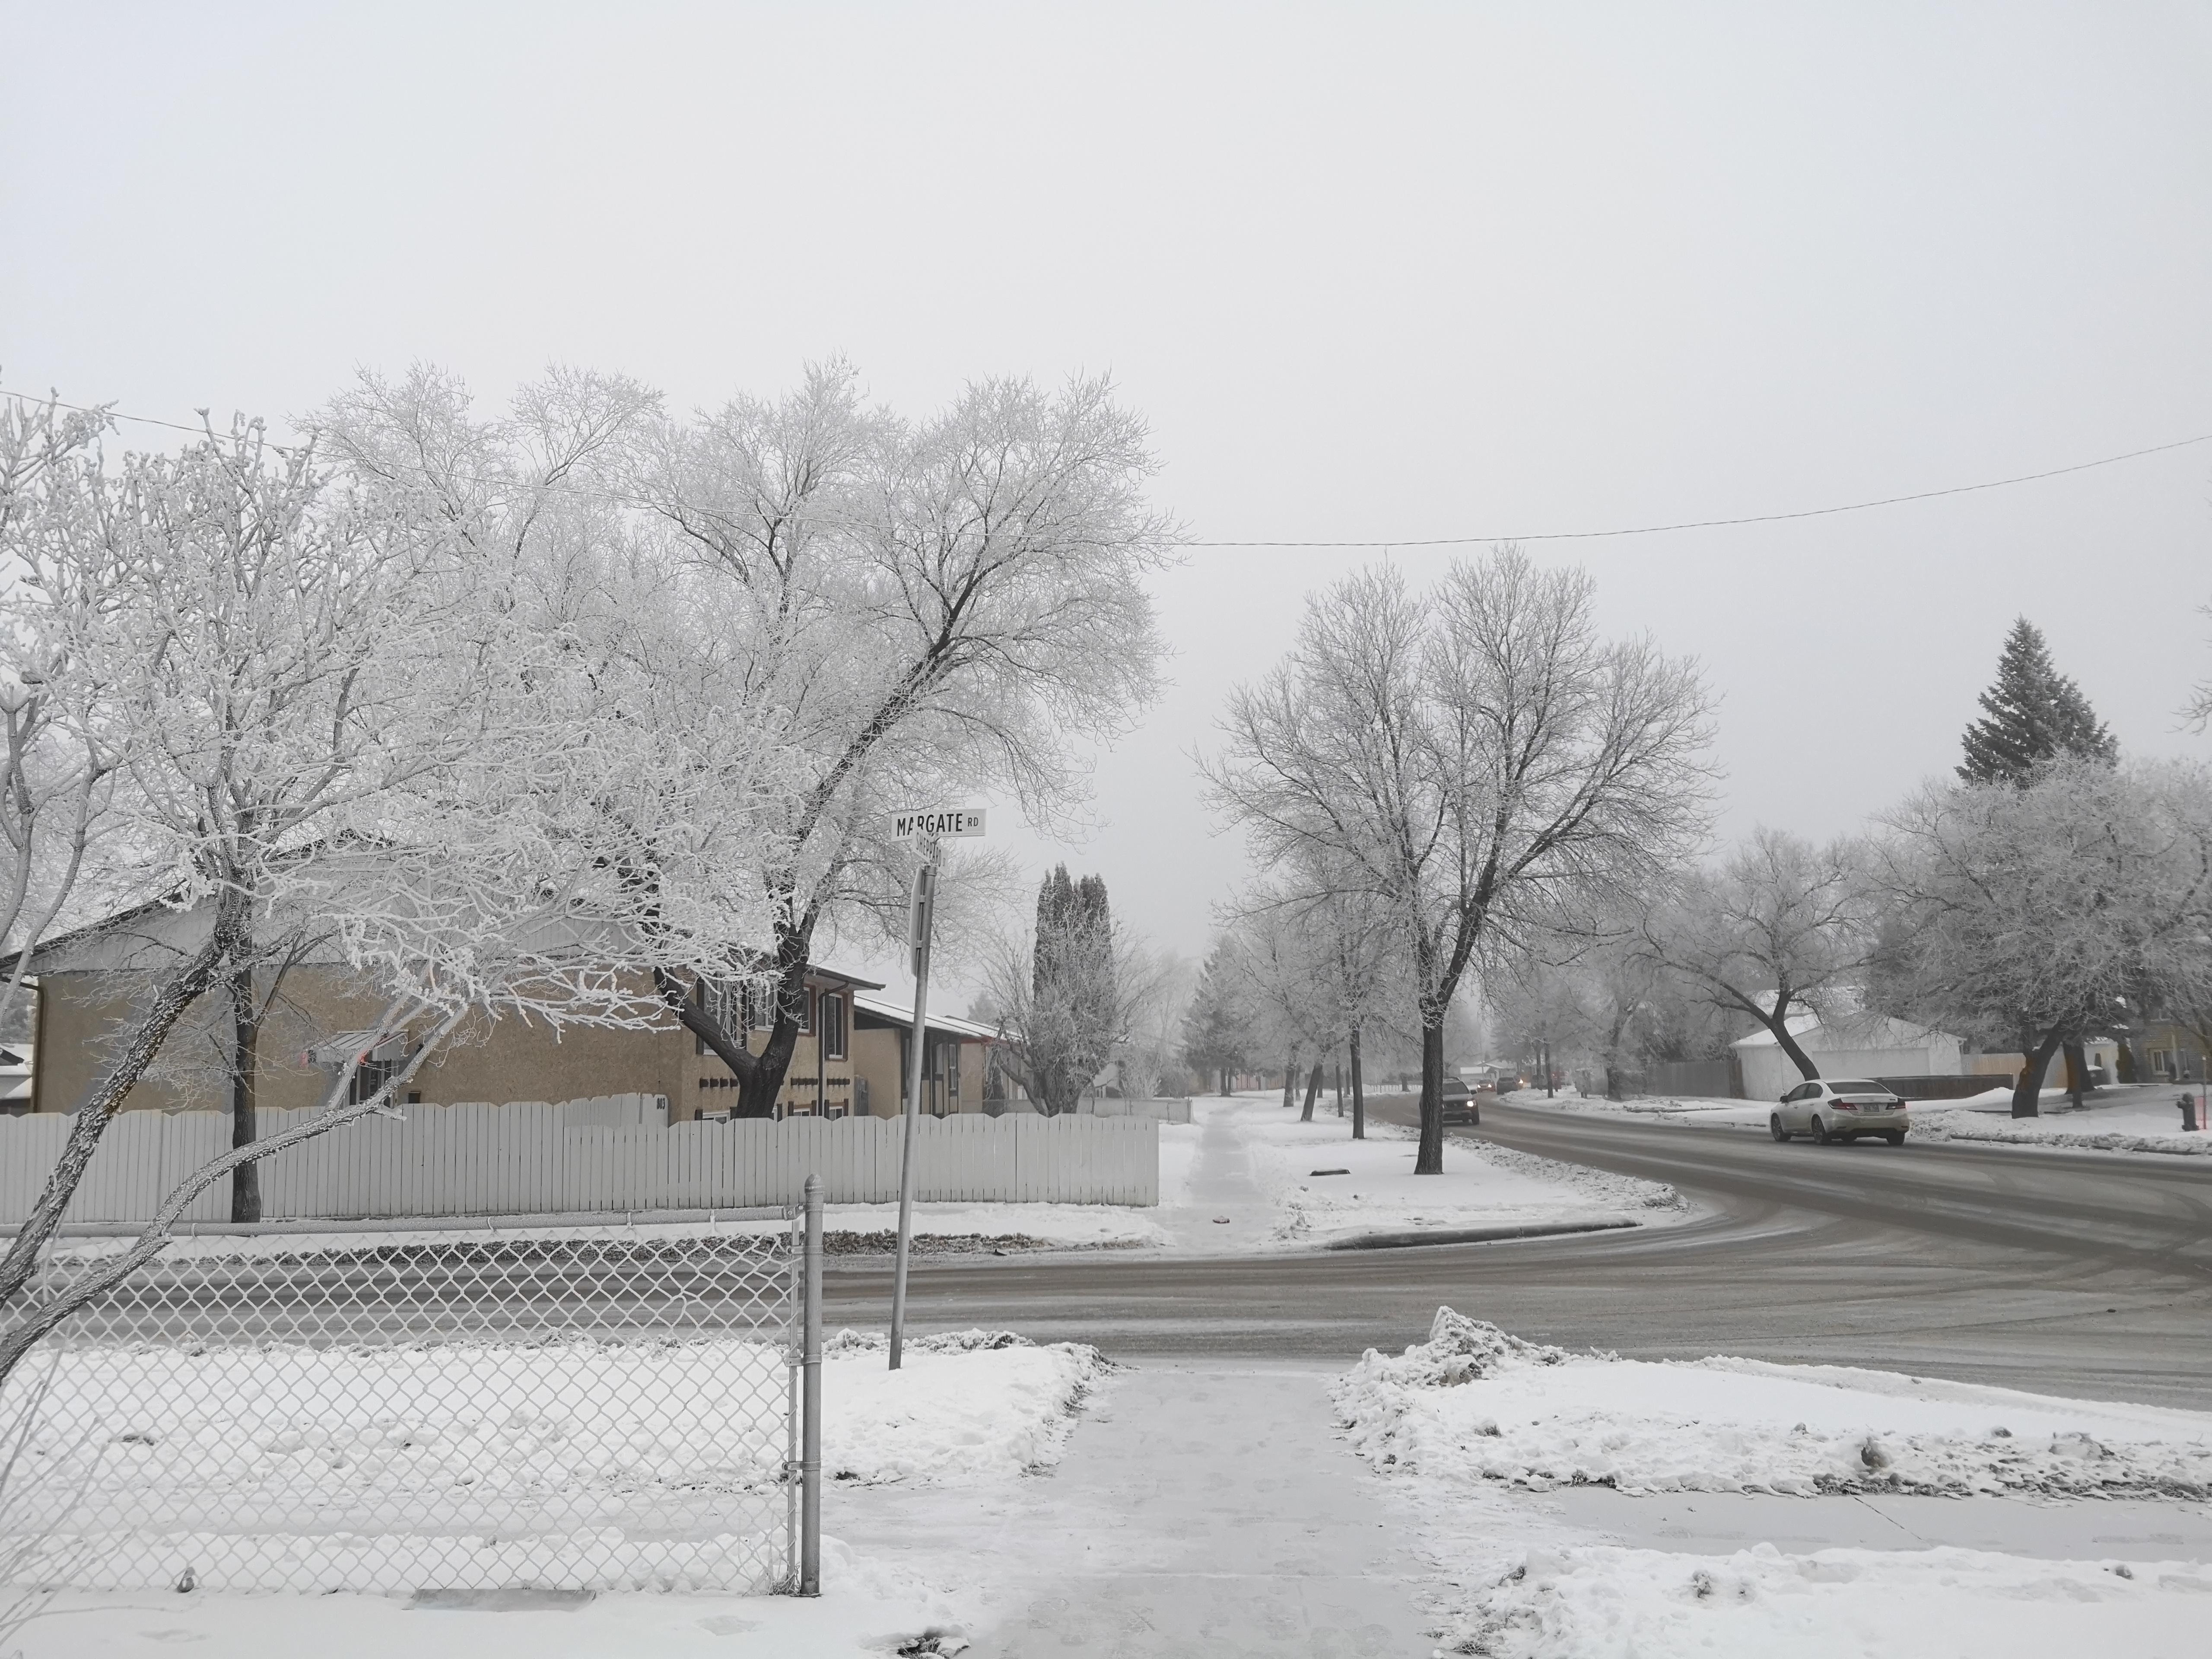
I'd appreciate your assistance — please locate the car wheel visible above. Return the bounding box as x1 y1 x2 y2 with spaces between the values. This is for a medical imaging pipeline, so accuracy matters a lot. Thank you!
1885 1131 1906 1147
1770 1114 1790 1142
1810 1116 1830 1144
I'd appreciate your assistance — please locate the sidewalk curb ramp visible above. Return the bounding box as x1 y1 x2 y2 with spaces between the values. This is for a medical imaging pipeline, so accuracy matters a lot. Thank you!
1322 1217 1639 1251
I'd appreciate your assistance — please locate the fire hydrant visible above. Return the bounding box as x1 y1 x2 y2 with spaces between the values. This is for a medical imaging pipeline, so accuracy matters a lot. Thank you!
2181 1093 2201 1133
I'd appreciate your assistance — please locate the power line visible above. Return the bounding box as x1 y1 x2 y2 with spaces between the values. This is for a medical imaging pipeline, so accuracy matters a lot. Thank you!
0 387 305 448
1188 432 2212 547
6 385 2208 548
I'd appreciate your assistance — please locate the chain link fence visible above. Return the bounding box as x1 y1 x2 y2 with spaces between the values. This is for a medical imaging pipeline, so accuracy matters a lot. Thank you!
0 1207 824 1595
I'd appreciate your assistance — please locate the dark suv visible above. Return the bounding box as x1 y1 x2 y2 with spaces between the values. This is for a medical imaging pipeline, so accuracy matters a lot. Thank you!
1440 1077 1482 1127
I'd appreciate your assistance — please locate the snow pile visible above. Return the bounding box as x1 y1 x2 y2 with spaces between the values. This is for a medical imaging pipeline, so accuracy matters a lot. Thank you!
821 1330 1109 1484
1336 1308 2212 1499
1451 1541 2212 1659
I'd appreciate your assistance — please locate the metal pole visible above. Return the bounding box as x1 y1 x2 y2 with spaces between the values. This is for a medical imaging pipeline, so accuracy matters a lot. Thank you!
890 854 937 1370
800 1173 823 1595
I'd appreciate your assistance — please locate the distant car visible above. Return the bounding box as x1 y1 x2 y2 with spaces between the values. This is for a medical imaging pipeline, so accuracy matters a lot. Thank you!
1440 1077 1482 1127
1771 1078 1907 1146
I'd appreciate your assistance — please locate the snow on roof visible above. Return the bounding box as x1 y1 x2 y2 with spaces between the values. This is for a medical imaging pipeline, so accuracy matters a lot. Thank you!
850 992 1001 1042
1732 1010 1956 1051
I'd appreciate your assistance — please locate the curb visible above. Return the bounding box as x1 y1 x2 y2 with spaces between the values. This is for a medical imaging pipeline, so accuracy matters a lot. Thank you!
1320 1218 1640 1251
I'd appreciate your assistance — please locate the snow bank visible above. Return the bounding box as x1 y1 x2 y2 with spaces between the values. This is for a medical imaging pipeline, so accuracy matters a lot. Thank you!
1452 1540 2212 1659
1913 1095 2212 1157
1208 1096 1682 1246
1335 1309 2212 1500
820 1329 1109 1484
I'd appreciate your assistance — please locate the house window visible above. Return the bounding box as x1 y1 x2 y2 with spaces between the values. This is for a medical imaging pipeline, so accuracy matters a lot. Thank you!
820 992 847 1061
350 1057 396 1106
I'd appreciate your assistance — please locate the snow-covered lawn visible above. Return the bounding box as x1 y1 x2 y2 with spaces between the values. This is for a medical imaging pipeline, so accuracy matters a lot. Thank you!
9 1541 974 1659
6 1329 1099 1655
1912 1085 2212 1156
1177 1092 1684 1249
1341 1309 2212 1656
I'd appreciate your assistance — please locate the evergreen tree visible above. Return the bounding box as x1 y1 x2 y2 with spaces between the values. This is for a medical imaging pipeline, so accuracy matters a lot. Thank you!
1029 865 1117 1114
1958 617 2117 787
1179 939 1252 1094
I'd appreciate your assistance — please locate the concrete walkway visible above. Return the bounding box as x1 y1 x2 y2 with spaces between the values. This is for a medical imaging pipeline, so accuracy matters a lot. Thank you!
836 1360 1437 1657
1156 1098 1280 1253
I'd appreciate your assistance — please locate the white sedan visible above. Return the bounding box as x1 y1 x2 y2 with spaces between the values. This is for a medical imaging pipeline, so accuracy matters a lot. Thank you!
1770 1078 1909 1146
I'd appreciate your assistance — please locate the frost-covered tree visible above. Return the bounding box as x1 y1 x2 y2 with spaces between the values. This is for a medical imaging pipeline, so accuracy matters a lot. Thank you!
1634 829 1872 1081
1958 617 2118 786
1222 898 1331 1117
0 401 795 1382
622 368 1173 1116
1227 864 1392 1134
1206 550 1712 1173
1870 758 2212 1118
0 388 127 1034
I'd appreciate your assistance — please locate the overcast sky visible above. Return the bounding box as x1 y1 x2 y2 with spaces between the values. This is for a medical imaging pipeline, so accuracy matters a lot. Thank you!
5 3 2209 995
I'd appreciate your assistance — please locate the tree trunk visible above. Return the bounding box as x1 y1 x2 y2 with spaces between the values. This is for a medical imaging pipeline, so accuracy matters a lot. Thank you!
228 965 261 1224
1349 1024 1366 1141
1300 1061 1322 1123
1604 1061 1624 1103
2062 1039 2088 1108
1541 1039 1554 1099
0 891 246 1309
0 996 464 1390
1758 1002 1821 1080
1333 1059 1344 1116
738 950 814 1119
2013 1027 2064 1118
1416 1020 1445 1174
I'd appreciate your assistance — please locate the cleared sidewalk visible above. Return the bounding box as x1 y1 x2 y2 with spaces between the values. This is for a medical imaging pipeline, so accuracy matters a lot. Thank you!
839 1360 1438 1657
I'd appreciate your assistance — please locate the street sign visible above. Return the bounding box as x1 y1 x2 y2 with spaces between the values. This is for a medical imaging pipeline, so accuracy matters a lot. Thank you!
887 805 983 1373
891 807 985 841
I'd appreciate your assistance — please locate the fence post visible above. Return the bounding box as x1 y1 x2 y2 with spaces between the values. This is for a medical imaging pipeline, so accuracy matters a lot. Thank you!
800 1172 823 1596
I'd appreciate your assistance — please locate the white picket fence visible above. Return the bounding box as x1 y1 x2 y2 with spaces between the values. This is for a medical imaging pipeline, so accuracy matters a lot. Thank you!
0 1103 1159 1224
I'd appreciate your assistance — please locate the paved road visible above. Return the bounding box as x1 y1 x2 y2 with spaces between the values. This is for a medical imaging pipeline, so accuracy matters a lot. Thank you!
844 1099 2212 1408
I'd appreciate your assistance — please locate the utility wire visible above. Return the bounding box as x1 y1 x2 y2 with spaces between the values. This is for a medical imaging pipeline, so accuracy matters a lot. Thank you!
1188 432 2212 547
6 385 2209 548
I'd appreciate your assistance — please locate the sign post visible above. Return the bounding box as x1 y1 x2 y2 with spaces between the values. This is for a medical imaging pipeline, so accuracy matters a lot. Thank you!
887 807 985 1371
